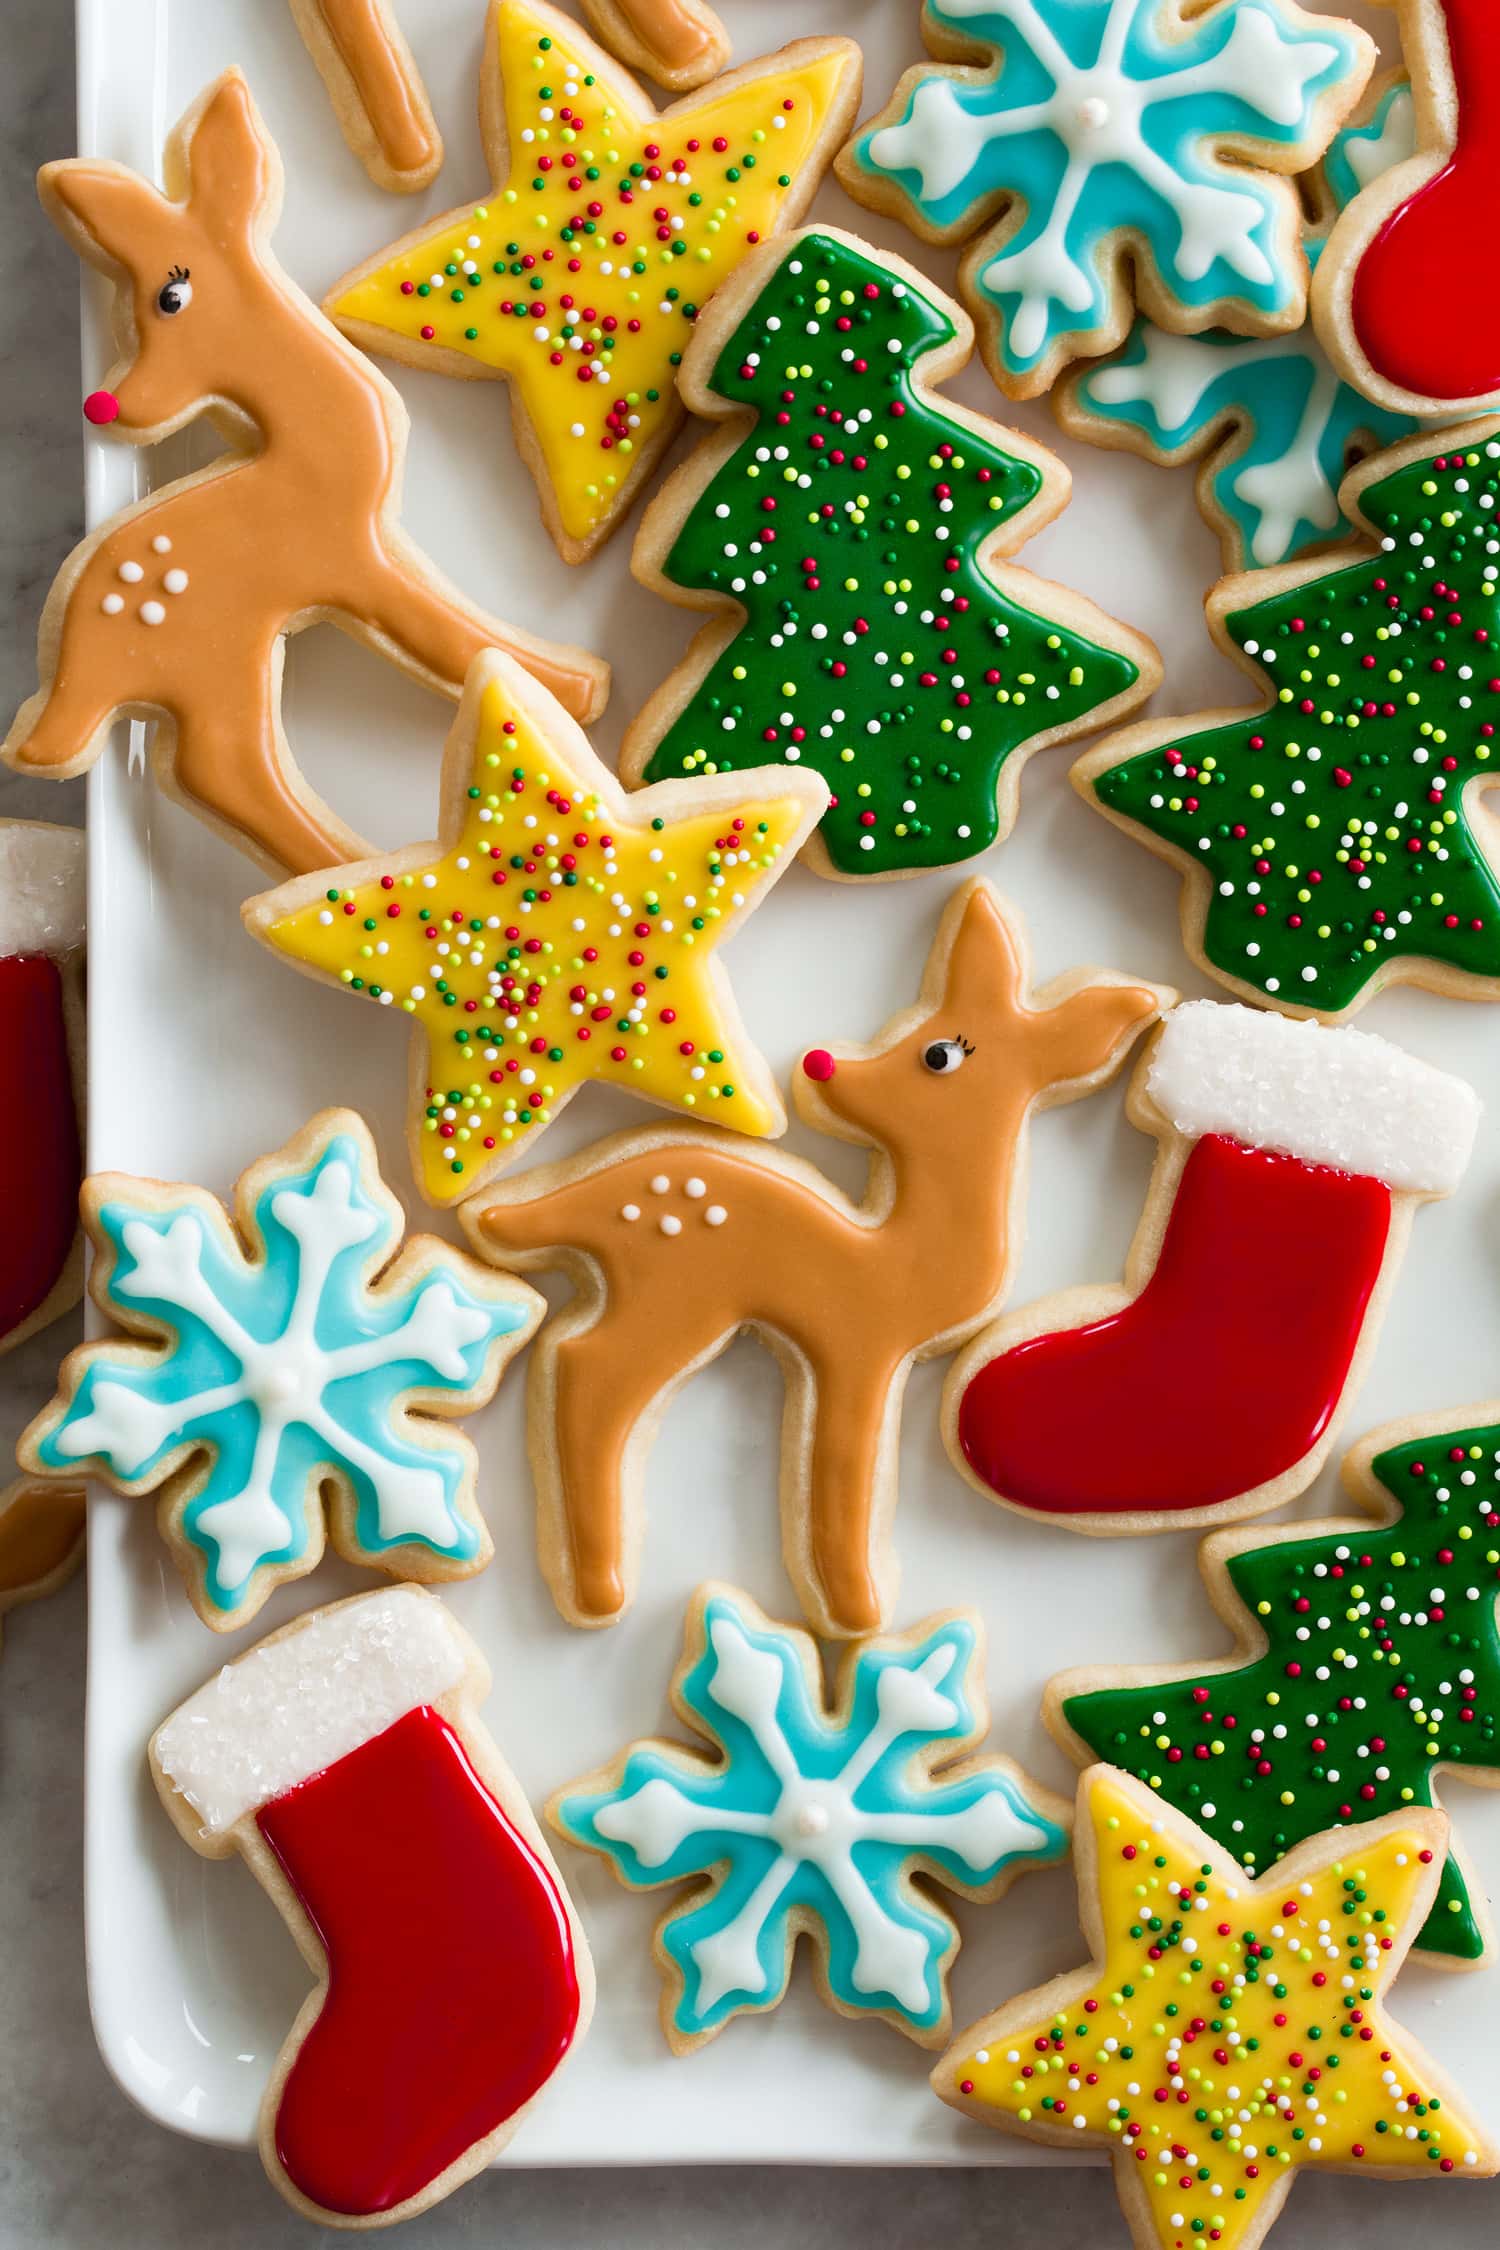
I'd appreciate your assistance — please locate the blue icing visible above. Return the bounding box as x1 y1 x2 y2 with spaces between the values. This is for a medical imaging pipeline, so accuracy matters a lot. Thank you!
554 1591 1067 2041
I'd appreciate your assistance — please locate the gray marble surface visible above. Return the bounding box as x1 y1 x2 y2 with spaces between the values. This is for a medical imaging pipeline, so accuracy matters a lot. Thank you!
2 1 1498 2244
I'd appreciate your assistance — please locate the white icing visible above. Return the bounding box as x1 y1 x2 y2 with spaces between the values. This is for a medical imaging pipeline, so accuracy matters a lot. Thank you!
660 1215 682 1237
139 600 166 626
621 1202 640 1221
1146 1001 1479 1192
163 569 189 595
1343 83 1416 190
153 1587 467 1833
151 533 172 554
684 1177 706 1198
705 1205 727 1227
101 593 123 615
650 1174 671 1194
117 559 143 583
0 823 84 957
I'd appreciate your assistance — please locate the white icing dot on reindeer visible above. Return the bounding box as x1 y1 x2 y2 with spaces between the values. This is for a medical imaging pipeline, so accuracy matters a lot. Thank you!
164 569 188 594
117 560 143 583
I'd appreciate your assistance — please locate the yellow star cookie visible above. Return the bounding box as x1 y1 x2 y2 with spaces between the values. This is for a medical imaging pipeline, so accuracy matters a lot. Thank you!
934 1769 1497 2250
242 651 827 1207
325 0 861 559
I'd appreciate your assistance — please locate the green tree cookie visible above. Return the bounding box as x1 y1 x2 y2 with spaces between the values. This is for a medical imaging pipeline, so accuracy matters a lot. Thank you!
626 227 1153 878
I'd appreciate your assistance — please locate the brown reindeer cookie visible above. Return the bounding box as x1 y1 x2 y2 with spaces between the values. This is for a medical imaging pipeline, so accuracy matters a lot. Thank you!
578 0 730 91
0 1480 86 1655
287 0 443 193
464 882 1173 1638
4 70 608 878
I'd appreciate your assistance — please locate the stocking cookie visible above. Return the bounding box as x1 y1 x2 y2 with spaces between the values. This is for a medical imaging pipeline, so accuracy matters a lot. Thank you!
1055 78 1420 571
0 823 84 1354
4 70 607 879
578 0 730 93
1051 1395 1500 1971
624 227 1160 880
1314 0 1500 416
465 881 1168 1637
934 1768 1498 2249
944 1000 1478 1536
836 0 1374 401
21 1111 542 1632
0 1480 85 1654
550 1584 1069 2051
325 1 861 560
152 1586 592 2227
244 649 827 1208
287 0 443 193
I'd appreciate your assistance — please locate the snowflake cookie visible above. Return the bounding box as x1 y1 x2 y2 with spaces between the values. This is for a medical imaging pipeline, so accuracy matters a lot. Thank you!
836 0 1375 400
20 1111 543 1631
548 1585 1070 2050
1055 77 1420 570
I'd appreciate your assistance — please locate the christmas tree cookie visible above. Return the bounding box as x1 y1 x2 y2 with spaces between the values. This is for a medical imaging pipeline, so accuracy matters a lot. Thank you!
934 1768 1498 2250
1051 1396 1500 1968
624 227 1159 879
325 0 861 560
243 650 827 1206
1076 420 1500 1018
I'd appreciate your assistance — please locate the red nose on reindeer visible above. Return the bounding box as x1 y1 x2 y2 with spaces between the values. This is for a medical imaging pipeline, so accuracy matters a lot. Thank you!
83 391 120 426
802 1048 836 1082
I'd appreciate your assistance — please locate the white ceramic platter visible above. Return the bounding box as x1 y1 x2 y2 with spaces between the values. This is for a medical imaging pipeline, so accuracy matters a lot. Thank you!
78 0 1489 2174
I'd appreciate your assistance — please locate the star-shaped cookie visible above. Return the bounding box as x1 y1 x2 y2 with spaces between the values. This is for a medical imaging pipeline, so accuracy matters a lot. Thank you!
935 1767 1496 2250
325 0 861 559
243 650 827 1207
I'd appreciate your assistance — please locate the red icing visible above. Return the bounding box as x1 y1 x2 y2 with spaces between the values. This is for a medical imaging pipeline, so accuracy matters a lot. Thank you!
82 389 120 425
0 955 79 1341
257 1705 581 2219
1350 0 1500 402
955 1134 1391 1517
802 1047 836 1081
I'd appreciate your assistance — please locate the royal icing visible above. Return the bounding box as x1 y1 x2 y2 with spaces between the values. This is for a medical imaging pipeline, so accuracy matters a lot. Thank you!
841 0 1371 394
291 0 442 191
936 1771 1495 2243
1060 84 1418 571
628 230 1151 876
951 1002 1477 1527
1060 1409 1500 1968
0 823 83 1355
25 1114 539 1629
1085 428 1500 1015
6 71 606 877
582 0 729 89
470 882 1163 1636
327 1 859 556
245 650 825 1207
0 1479 85 1644
551 1587 1066 2045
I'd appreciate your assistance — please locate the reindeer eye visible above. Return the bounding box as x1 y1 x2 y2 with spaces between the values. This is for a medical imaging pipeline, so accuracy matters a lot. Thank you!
922 1039 967 1076
156 274 192 316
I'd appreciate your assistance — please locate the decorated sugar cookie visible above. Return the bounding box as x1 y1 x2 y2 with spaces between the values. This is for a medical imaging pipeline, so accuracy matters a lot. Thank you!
945 1001 1478 1536
579 0 730 92
835 0 1374 400
0 1480 86 1654
287 0 443 192
1314 0 1500 416
153 1587 592 2226
1052 1395 1500 1970
21 1111 542 1632
244 649 826 1209
1055 78 1419 571
467 882 1167 1638
325 1 861 562
0 823 84 1355
550 1584 1069 2051
625 227 1160 880
933 1768 1498 2249
1076 421 1500 1018
4 71 607 878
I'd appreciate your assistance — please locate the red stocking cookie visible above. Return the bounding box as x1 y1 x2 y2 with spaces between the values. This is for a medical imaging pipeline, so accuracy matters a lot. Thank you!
578 0 730 92
944 1000 1478 1533
0 1480 85 1654
151 1585 592 2227
5 71 607 879
287 0 443 193
0 822 83 1354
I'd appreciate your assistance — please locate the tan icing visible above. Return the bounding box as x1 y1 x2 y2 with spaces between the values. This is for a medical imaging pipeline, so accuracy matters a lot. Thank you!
0 1481 85 1602
611 0 719 73
315 0 439 180
5 71 607 876
472 883 1164 1635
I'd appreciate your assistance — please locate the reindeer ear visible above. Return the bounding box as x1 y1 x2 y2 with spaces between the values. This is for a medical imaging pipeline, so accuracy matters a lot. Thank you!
39 160 168 270
937 882 1026 1010
185 72 276 227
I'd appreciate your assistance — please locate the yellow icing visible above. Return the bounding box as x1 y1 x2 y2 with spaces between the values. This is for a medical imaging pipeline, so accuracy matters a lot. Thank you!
331 0 853 543
952 1775 1487 2250
260 672 811 1203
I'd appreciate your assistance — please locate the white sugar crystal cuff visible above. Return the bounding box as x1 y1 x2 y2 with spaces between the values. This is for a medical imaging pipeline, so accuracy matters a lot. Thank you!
0 824 84 957
152 1587 467 1834
1146 1001 1479 1194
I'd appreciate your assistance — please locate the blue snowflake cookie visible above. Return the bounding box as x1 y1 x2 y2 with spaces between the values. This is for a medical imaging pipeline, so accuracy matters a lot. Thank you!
1056 77 1418 568
837 0 1374 397
549 1584 1069 2049
22 1109 541 1629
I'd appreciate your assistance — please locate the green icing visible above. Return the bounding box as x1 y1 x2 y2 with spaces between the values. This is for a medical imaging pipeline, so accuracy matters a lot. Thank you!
640 231 1140 875
1091 435 1500 1012
1063 1423 1500 1960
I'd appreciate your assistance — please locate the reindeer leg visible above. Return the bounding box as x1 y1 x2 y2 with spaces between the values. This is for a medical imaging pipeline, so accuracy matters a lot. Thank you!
3 652 123 780
794 1351 904 1639
357 546 610 725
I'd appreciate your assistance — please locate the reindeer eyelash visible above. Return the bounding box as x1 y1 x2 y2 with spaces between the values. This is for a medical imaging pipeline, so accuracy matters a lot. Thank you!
166 264 190 283
956 1037 976 1056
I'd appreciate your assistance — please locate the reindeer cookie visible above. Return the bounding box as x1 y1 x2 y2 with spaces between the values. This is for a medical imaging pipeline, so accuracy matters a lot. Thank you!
578 0 730 91
0 1480 86 1656
466 882 1170 1639
287 0 443 193
4 70 607 878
